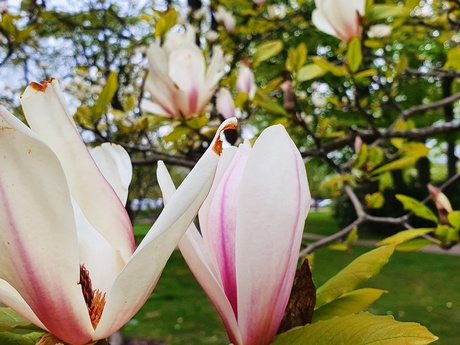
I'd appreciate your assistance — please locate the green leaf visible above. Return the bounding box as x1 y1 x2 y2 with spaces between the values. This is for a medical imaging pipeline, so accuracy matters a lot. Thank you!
346 38 362 73
92 71 118 118
185 115 208 130
163 125 190 142
313 288 386 322
371 156 418 175
320 175 355 189
311 57 347 76
253 40 283 65
367 146 384 170
448 211 460 229
395 238 434 252
366 5 412 21
0 330 44 345
395 194 438 224
445 46 460 70
435 224 459 243
0 308 37 332
297 64 326 82
253 89 287 115
378 228 434 246
365 191 384 209
353 143 368 169
273 312 438 345
315 245 394 309
154 8 178 37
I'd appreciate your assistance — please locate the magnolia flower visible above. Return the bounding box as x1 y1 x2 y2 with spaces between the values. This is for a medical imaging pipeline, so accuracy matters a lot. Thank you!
214 6 236 34
368 24 392 38
236 64 257 100
142 27 226 119
216 87 235 119
158 125 310 345
0 79 237 345
312 0 365 42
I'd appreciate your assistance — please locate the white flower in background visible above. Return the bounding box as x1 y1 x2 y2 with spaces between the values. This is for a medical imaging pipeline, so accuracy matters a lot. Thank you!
206 30 220 42
142 27 226 119
312 0 365 42
236 64 257 100
267 4 286 19
312 92 327 108
214 6 236 34
368 24 392 38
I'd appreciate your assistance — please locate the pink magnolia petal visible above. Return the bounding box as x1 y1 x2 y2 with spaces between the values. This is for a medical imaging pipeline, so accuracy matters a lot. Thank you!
90 143 132 205
146 44 180 118
140 98 173 117
216 88 235 119
0 106 93 344
206 142 251 314
235 125 310 345
94 118 238 339
156 161 243 345
169 45 206 115
20 80 135 262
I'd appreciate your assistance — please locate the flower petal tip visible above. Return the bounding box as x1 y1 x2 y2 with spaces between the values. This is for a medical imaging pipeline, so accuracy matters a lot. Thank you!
29 78 57 92
212 117 238 156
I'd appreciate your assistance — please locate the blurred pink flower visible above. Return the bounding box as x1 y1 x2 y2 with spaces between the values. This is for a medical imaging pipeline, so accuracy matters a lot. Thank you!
158 125 311 345
216 87 235 119
236 64 257 100
143 28 226 119
214 6 236 34
312 0 365 42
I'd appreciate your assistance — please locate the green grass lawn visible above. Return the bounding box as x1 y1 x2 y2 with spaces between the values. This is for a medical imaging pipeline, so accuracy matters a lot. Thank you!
127 213 460 345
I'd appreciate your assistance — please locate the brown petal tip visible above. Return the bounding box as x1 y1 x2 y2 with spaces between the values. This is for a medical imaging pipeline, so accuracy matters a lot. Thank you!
212 118 238 156
29 78 56 92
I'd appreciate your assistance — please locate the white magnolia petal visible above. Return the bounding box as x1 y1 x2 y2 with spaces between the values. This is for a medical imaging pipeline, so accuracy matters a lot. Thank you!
216 88 235 119
0 279 46 330
0 106 93 344
94 118 238 339
311 9 337 37
236 125 310 345
140 98 172 117
90 143 132 205
20 80 135 262
73 198 125 293
157 161 243 345
146 45 179 118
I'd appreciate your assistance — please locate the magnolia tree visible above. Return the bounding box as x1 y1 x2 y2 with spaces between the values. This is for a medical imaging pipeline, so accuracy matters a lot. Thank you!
0 0 459 344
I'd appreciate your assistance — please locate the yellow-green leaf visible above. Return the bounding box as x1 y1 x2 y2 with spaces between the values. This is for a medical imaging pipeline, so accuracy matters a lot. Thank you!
163 125 190 142
353 143 368 169
92 71 118 117
0 330 45 345
154 8 178 37
315 245 394 309
366 191 385 209
273 312 438 345
253 40 283 65
395 238 435 252
378 228 434 246
297 64 327 82
186 115 208 130
346 37 362 73
311 57 348 76
448 211 460 229
395 194 438 224
444 46 460 70
313 288 386 322
366 5 412 21
371 156 418 175
253 89 287 115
